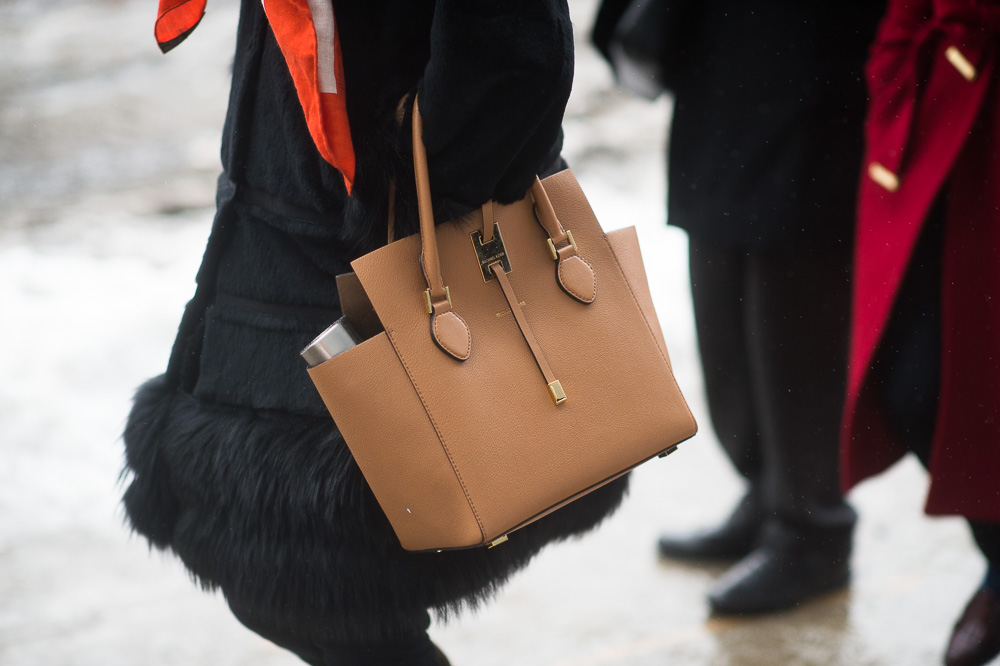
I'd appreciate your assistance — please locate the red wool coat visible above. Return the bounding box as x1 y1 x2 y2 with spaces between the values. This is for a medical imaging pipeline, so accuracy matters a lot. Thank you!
841 0 1000 521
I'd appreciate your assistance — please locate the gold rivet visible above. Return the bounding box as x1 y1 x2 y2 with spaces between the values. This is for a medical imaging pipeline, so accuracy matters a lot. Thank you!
488 535 509 548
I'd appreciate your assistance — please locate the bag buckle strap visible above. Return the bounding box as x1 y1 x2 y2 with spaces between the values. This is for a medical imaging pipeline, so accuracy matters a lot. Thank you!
530 179 596 305
423 286 452 314
490 262 567 405
472 223 512 282
546 229 577 260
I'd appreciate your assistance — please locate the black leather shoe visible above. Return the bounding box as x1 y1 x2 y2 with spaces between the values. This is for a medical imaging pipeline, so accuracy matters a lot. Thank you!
657 494 762 562
945 587 1000 666
707 540 850 615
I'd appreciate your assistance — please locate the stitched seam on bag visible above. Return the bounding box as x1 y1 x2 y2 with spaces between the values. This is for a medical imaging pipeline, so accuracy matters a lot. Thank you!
384 327 487 542
602 235 695 425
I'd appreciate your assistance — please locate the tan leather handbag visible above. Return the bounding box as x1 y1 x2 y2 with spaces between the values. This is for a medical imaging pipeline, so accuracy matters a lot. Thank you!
306 101 697 552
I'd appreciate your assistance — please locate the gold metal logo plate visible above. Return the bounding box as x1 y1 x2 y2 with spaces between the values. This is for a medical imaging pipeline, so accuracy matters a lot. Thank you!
471 223 512 282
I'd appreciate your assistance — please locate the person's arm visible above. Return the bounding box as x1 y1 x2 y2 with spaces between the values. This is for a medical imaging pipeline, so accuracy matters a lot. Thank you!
414 0 574 209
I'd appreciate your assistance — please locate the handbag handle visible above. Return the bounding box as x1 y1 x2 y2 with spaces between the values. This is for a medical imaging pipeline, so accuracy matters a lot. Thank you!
412 97 473 361
412 100 564 400
409 97 596 364
528 178 596 304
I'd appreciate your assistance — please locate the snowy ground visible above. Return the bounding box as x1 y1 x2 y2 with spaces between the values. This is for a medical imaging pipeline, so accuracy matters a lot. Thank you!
0 1 988 665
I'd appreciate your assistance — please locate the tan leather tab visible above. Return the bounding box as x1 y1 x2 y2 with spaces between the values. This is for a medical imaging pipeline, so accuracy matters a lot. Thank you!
555 247 596 304
431 310 471 361
491 263 561 395
533 178 598 303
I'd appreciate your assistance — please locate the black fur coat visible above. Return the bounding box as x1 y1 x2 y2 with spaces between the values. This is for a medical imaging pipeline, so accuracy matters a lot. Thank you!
122 0 629 653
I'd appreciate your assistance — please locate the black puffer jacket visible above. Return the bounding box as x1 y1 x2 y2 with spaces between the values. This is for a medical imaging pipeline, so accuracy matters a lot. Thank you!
122 0 628 654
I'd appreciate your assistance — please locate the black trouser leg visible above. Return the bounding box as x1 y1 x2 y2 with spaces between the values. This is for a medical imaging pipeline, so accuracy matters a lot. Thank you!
689 239 763 488
744 243 857 537
689 236 856 541
971 523 1000 571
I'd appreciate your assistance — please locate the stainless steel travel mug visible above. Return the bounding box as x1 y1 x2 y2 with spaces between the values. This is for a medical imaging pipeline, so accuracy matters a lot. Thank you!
300 317 361 367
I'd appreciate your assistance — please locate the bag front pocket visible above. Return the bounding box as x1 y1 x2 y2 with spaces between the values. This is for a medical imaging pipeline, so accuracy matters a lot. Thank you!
307 333 485 550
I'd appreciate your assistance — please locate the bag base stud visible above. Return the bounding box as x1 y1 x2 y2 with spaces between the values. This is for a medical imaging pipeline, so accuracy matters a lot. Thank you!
488 535 509 549
658 444 680 458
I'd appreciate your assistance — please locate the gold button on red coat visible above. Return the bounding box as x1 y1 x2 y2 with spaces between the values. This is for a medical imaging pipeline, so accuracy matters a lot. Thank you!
945 45 977 82
868 161 900 192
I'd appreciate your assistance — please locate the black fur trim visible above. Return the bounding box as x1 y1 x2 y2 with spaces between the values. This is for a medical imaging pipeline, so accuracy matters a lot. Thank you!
121 375 629 642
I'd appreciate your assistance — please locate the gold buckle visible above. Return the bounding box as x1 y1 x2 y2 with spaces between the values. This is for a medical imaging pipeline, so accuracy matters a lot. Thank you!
471 223 512 282
546 229 577 261
423 286 452 314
